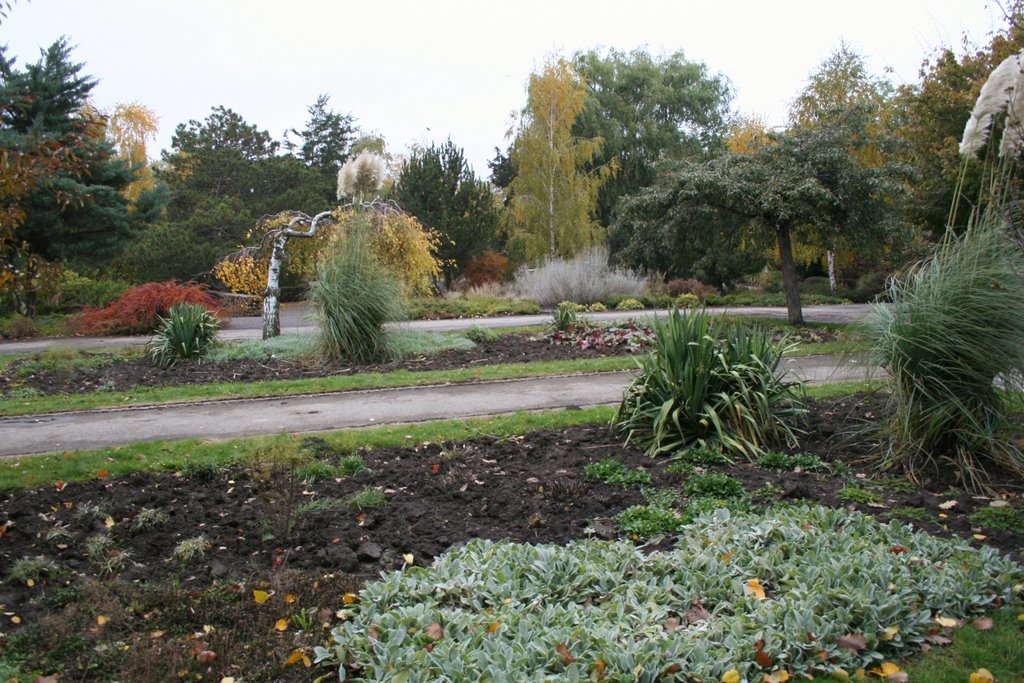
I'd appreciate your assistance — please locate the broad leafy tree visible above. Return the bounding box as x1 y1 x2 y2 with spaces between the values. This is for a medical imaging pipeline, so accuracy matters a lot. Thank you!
106 102 159 202
616 123 909 324
392 138 499 281
572 48 732 227
506 59 613 262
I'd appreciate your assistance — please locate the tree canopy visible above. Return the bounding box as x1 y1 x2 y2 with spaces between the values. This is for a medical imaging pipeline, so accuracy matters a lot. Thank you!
392 138 499 281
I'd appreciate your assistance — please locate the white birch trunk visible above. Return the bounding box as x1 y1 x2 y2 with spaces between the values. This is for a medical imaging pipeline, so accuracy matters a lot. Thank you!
827 249 837 293
261 211 334 340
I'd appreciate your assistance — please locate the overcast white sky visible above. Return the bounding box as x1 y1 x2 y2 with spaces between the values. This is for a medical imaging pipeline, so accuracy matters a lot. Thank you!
0 0 1006 176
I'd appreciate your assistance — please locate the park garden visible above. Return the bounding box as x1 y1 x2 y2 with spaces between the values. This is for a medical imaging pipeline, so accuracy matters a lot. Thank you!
1 7 1024 683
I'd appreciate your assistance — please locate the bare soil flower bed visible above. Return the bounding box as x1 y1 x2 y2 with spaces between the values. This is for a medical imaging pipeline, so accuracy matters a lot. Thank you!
0 393 1020 681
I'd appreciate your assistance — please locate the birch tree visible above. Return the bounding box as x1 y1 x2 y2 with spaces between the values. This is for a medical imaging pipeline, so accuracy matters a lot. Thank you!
507 59 614 262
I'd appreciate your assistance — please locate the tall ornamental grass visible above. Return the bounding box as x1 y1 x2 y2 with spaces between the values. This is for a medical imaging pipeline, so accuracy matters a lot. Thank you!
515 245 645 306
865 217 1024 489
312 227 404 364
614 307 804 459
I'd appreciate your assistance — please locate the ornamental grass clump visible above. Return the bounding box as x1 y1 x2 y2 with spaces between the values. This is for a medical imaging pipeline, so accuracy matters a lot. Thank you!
865 216 1024 490
146 302 220 368
312 227 404 364
614 307 804 459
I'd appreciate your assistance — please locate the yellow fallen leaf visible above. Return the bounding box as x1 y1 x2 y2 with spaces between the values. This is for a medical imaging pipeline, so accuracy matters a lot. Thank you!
96 615 109 626
10 615 20 624
746 578 767 600
342 592 359 605
253 589 271 604
762 672 791 683
275 618 289 632
933 616 959 628
870 662 900 676
26 579 33 588
722 671 741 683
969 668 995 683
938 499 958 510
284 593 296 604
487 622 501 634
830 668 850 681
1017 613 1024 622
150 630 165 638
974 534 988 541
220 678 235 683
854 668 867 681
880 625 899 641
403 553 414 565
285 649 305 666
104 516 115 528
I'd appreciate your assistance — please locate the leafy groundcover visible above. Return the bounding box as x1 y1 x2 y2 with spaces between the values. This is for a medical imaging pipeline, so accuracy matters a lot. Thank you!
317 506 1023 682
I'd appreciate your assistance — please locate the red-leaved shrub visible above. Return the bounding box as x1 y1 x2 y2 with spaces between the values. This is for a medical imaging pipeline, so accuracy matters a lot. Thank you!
464 251 509 287
69 281 225 335
665 278 716 300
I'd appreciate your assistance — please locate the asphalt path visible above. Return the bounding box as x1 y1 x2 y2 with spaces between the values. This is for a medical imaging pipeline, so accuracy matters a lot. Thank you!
0 354 878 457
0 303 873 356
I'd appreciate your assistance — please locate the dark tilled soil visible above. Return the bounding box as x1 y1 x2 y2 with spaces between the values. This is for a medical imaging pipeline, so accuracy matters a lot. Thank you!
2 394 1021 608
1 333 639 397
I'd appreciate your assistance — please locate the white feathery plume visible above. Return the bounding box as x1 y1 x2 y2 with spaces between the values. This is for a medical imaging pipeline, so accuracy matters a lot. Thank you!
337 151 386 199
1000 62 1024 158
960 50 1024 157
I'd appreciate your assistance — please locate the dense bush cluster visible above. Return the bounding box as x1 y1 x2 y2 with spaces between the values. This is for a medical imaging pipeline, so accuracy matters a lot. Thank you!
69 281 222 336
515 246 645 306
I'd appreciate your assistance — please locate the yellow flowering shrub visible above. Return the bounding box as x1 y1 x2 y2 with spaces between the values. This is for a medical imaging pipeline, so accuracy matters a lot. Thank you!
213 254 267 296
331 206 442 296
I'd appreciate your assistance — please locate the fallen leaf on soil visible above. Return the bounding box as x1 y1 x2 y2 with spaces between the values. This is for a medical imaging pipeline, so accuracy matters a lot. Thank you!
342 592 358 605
425 622 443 640
969 668 995 683
880 625 899 641
219 679 235 683
974 534 988 540
835 634 867 651
938 499 958 510
556 643 575 665
746 579 767 600
274 618 289 632
662 617 681 632
284 649 311 667
933 616 959 628
196 650 217 664
284 593 296 604
662 664 682 676
96 615 109 626
754 639 773 668
53 481 66 492
487 622 501 634
96 470 109 477
403 553 414 565
762 672 790 683
34 676 61 683
989 499 1010 508
10 615 21 624
830 669 850 681
721 671 741 683
252 590 270 604
103 516 115 528
973 616 993 631
885 673 908 683
150 630 165 638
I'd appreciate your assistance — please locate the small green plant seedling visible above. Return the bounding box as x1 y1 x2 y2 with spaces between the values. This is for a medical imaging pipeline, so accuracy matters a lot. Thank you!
130 508 170 532
673 446 732 466
755 451 823 471
8 556 59 583
837 484 881 505
584 458 652 488
684 472 745 500
346 487 387 510
296 497 348 517
464 325 498 343
337 455 370 477
969 506 1024 533
614 505 682 537
172 535 211 564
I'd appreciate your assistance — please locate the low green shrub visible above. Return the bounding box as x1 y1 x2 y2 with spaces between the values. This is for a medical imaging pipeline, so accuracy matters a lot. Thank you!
614 504 682 536
614 307 804 459
146 303 221 368
684 472 745 499
615 297 644 311
315 506 1023 681
755 451 823 471
406 296 539 320
969 506 1024 533
676 293 700 308
583 458 652 488
672 446 732 466
463 324 498 344
587 301 607 312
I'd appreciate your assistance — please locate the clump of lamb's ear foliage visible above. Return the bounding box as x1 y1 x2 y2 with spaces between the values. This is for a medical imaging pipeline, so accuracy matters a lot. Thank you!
315 505 1023 681
614 307 804 459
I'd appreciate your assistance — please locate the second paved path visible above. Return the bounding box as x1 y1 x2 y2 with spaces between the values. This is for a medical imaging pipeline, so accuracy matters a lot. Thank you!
0 355 876 457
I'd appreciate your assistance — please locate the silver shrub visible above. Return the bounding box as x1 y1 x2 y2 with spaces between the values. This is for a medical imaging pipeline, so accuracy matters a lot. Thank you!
514 245 645 306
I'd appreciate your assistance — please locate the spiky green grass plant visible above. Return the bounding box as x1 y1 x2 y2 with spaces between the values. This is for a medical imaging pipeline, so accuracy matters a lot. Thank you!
614 307 804 459
312 227 404 364
146 303 220 367
864 217 1024 490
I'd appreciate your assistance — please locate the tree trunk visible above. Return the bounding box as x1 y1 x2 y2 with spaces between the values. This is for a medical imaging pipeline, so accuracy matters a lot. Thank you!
776 224 804 326
827 248 837 293
262 233 289 340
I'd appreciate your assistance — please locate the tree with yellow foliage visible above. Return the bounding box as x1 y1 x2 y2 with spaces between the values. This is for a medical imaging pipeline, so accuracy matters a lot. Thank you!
106 102 159 202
